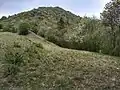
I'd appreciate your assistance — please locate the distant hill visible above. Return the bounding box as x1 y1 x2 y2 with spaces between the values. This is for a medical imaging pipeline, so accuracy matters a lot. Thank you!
0 7 81 26
0 7 99 50
0 6 82 46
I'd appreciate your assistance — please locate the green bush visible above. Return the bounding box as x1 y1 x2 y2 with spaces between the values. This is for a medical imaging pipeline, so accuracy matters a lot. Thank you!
0 23 3 29
13 42 21 48
3 49 24 77
3 24 17 33
18 22 30 35
29 22 38 34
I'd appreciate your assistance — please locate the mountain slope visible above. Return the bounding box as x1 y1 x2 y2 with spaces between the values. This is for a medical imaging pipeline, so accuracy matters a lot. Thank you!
0 32 120 89
0 6 83 49
1 6 119 57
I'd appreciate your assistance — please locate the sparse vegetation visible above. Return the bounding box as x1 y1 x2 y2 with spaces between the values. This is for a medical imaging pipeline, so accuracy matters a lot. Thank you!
0 32 120 89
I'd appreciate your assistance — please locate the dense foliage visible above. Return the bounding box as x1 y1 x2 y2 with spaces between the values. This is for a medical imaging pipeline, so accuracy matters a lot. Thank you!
18 22 29 35
101 0 120 56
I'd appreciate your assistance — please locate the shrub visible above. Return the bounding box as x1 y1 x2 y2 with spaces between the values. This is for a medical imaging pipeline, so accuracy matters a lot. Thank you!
13 42 21 48
57 17 65 30
18 22 30 35
0 16 7 20
34 43 43 49
3 24 17 33
3 49 24 77
29 22 38 34
0 23 3 29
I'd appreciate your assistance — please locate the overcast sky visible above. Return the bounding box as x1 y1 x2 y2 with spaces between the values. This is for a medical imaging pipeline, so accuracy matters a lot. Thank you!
0 0 110 18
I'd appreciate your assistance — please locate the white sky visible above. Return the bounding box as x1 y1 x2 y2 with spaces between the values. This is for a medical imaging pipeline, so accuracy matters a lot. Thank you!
0 0 111 18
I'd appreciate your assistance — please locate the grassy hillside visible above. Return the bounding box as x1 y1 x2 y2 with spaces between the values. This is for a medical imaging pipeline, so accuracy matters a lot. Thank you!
0 32 120 89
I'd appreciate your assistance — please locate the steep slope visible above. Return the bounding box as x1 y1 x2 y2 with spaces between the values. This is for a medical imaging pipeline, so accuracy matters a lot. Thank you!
0 32 120 89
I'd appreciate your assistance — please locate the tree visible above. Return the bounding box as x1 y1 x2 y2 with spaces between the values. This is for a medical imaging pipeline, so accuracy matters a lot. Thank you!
101 0 120 26
0 23 3 29
0 16 7 20
101 0 120 49
18 22 29 35
57 17 65 30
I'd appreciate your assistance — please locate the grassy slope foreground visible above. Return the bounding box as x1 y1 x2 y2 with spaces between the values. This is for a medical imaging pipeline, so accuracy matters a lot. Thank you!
0 32 120 90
